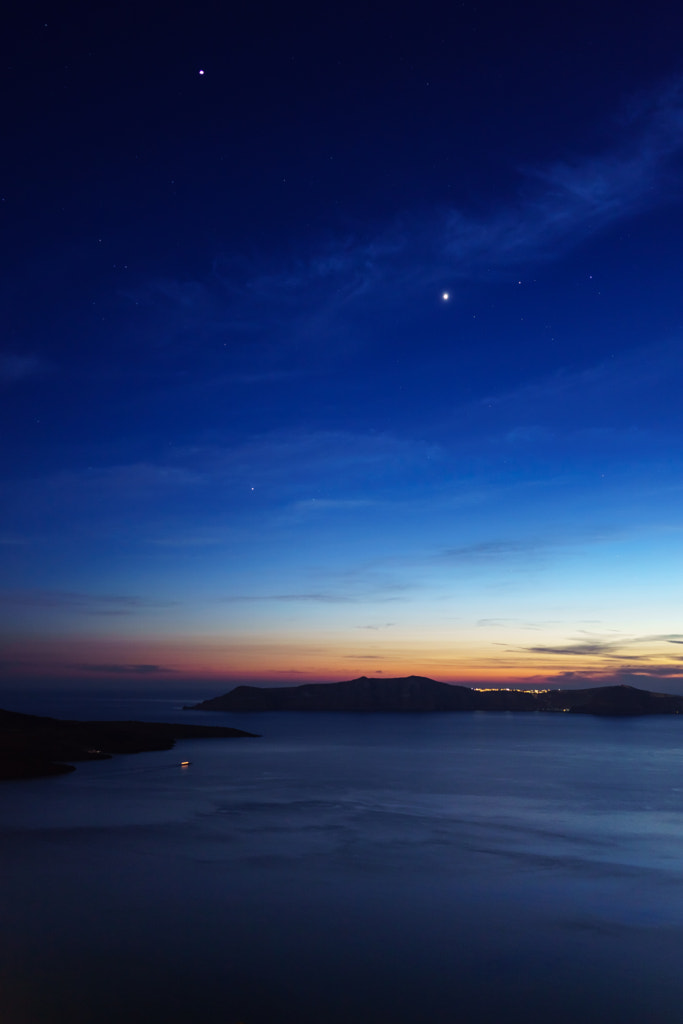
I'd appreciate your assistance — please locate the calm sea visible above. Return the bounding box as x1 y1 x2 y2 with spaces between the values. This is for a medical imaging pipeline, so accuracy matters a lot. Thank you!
2 690 683 1024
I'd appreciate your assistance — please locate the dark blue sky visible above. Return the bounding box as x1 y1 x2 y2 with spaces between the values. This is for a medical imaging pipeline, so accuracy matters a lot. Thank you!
3 0 683 689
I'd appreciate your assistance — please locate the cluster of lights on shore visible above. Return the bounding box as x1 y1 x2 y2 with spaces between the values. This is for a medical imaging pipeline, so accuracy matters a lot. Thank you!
472 687 551 693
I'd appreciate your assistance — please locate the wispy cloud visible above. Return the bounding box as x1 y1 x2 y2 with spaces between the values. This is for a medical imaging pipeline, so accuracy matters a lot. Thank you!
0 590 178 613
0 429 442 538
549 666 683 688
527 640 629 659
220 592 357 604
148 531 229 548
120 77 683 376
285 498 375 518
521 632 683 660
0 352 48 383
443 540 540 562
343 654 385 660
76 663 177 674
477 617 518 627
473 339 683 441
444 77 683 271
130 431 437 494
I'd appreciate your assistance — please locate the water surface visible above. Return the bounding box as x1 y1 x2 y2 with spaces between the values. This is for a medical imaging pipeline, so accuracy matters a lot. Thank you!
2 697 683 1023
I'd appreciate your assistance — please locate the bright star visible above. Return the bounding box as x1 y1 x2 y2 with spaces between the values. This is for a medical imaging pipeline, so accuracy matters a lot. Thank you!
442 292 449 301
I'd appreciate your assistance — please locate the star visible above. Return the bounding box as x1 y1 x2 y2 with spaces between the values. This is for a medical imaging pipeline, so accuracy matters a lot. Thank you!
442 292 449 301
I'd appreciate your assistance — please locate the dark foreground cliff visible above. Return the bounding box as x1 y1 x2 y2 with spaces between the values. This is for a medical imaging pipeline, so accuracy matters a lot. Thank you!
0 708 258 780
187 676 683 716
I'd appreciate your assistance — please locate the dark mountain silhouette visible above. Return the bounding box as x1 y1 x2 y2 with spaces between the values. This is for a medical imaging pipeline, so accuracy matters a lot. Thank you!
0 707 258 780
187 676 683 716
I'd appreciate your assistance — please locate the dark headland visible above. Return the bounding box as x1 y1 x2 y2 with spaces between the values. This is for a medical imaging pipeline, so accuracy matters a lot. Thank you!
187 675 683 716
0 708 258 781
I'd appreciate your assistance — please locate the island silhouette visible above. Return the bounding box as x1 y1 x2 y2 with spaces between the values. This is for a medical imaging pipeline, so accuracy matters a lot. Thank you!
5 678 681 781
0 708 258 781
187 675 683 715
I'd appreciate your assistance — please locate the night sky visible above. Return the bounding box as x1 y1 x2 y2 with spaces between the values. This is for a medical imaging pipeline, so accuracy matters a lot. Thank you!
3 0 683 690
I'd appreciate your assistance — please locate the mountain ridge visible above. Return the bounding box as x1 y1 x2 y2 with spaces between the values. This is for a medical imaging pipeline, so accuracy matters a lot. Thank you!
186 675 683 715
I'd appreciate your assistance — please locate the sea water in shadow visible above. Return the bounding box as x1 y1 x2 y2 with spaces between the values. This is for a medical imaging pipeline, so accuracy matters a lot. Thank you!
2 703 683 1024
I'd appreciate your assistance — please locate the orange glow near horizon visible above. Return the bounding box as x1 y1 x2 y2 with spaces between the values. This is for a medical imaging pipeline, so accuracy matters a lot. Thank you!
2 628 683 690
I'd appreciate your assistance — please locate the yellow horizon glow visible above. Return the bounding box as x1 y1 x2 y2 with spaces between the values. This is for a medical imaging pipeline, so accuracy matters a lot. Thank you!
2 627 682 689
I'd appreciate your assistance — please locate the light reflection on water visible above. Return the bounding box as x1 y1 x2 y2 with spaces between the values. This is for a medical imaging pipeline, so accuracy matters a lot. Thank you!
2 702 683 1023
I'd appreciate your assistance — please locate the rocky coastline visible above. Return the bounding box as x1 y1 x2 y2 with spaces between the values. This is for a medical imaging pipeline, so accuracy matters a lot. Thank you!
0 707 258 781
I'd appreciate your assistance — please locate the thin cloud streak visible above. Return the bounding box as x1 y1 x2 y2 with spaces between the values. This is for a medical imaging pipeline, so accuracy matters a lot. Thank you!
0 590 178 610
126 76 683 371
0 352 48 383
220 593 357 604
76 663 177 675
522 632 683 659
